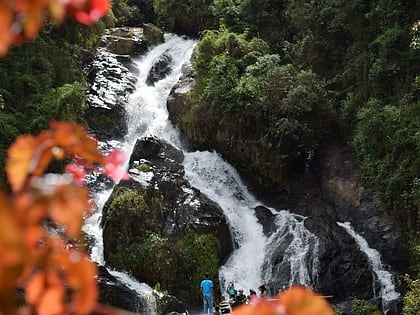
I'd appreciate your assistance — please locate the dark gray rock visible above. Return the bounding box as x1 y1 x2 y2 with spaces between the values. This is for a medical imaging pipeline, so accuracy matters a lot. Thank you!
304 216 375 302
98 266 146 313
146 52 173 86
167 63 195 125
158 295 188 315
254 206 276 236
84 48 136 140
101 137 233 305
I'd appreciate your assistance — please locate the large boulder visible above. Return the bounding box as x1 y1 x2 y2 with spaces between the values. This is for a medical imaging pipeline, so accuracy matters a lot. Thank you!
85 25 165 140
84 48 136 140
146 52 173 86
101 25 163 55
101 137 233 306
98 266 147 313
303 216 375 302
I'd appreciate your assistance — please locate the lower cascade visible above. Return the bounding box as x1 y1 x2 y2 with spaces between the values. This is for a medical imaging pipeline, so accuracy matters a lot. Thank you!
83 33 401 314
337 222 400 313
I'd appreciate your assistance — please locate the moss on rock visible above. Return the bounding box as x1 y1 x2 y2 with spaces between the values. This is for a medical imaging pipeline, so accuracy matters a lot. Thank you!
175 229 221 302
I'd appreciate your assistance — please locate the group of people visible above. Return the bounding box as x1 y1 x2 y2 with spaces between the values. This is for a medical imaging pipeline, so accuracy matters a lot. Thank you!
200 273 269 314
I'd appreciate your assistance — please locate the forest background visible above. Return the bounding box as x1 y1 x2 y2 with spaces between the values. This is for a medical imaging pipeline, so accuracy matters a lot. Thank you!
0 0 418 314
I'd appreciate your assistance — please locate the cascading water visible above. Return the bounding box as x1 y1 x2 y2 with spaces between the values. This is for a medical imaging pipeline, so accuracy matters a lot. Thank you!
83 32 400 313
83 34 197 313
337 222 400 313
182 152 320 295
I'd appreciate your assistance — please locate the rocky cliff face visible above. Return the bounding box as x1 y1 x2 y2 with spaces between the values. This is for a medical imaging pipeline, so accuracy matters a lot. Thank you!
84 25 164 141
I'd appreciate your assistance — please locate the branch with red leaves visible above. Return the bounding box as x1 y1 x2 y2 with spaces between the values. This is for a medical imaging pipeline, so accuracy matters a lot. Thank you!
0 0 110 56
0 121 128 314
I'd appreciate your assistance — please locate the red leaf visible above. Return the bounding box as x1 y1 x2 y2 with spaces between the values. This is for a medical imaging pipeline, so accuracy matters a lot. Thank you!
66 0 111 25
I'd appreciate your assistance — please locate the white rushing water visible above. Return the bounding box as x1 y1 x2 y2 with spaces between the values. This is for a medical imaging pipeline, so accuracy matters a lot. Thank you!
337 222 400 312
182 151 320 294
183 151 267 292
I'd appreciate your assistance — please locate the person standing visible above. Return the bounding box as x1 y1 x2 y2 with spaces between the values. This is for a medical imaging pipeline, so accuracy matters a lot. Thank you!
226 282 237 299
200 272 214 314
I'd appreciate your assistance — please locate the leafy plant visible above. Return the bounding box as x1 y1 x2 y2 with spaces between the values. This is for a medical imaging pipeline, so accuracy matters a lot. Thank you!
352 299 382 315
402 274 420 315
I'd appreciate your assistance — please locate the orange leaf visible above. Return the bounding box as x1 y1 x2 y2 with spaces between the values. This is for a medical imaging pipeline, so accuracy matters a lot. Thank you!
6 135 37 192
0 192 25 313
6 132 55 192
24 225 46 252
49 184 90 237
0 192 24 266
277 286 334 315
37 273 65 315
68 256 98 315
232 298 286 315
13 193 48 225
21 9 43 40
49 121 104 164
233 286 334 315
25 271 45 305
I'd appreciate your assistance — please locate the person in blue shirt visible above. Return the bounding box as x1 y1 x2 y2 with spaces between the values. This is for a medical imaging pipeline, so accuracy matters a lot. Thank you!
200 272 214 314
226 282 237 299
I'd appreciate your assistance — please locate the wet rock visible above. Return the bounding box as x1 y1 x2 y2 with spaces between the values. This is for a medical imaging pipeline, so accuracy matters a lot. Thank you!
101 27 148 55
167 63 195 125
158 295 188 315
98 266 146 313
84 48 136 140
316 144 406 274
146 52 173 86
254 206 276 236
304 216 375 302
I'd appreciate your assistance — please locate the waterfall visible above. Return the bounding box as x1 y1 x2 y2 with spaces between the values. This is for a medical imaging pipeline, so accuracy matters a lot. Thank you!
262 212 319 291
337 222 400 313
83 34 197 312
182 152 320 295
83 32 400 313
84 33 319 308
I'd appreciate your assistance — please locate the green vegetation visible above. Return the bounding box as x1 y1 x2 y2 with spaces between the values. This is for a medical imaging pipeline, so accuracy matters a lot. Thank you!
176 229 220 301
108 231 176 291
403 274 420 315
182 27 330 184
153 0 214 35
352 299 382 315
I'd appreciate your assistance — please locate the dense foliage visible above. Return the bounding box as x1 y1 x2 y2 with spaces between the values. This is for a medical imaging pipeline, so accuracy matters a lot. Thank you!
402 275 420 315
0 15 116 187
182 27 331 184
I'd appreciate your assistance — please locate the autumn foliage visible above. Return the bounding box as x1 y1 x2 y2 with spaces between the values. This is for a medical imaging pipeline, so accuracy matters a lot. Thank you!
0 0 110 56
0 121 128 315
